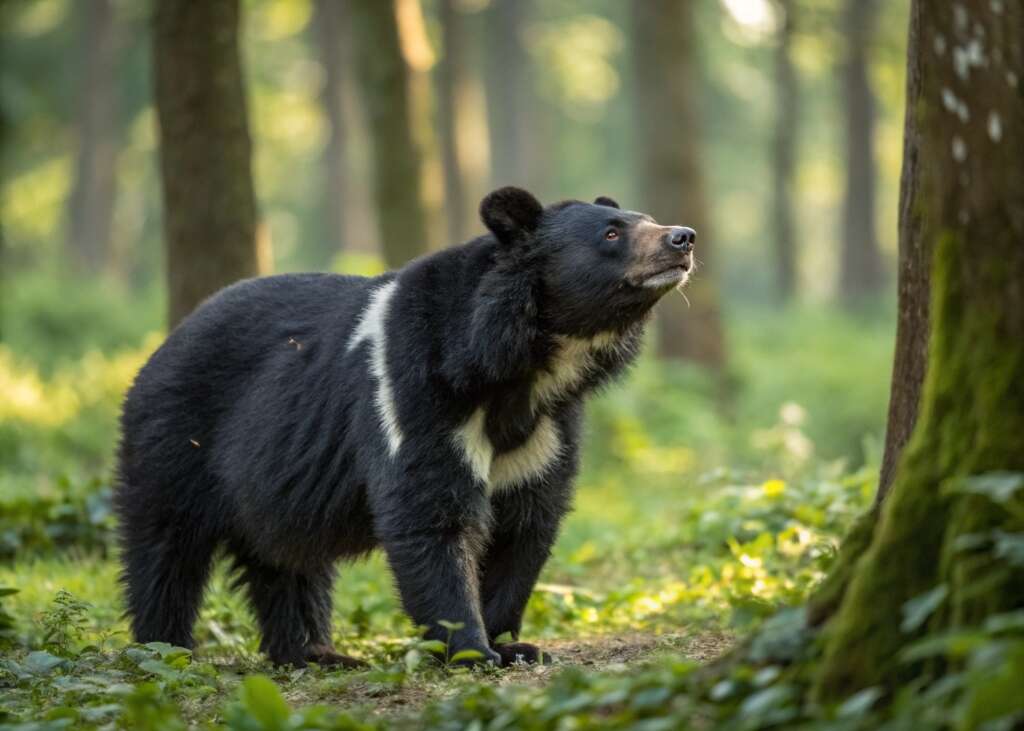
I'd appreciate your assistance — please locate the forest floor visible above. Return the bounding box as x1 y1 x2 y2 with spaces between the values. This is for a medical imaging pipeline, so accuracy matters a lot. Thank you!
285 631 735 718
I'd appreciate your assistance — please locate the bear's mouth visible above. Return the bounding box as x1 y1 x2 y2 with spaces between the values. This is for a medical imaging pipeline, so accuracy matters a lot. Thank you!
641 265 690 290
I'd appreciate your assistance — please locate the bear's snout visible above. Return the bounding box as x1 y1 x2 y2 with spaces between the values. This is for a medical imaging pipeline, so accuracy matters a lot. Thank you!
666 226 696 254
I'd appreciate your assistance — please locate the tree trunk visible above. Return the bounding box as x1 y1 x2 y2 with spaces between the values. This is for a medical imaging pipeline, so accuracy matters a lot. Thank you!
632 0 726 370
349 0 429 268
66 0 118 276
815 0 1024 699
436 0 467 244
483 0 530 189
154 0 262 329
838 0 885 302
313 0 350 267
876 2 929 505
806 2 929 627
772 0 798 301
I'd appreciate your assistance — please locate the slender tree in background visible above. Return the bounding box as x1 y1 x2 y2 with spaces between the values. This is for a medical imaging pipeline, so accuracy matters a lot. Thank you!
772 0 799 301
350 0 429 268
313 0 350 267
632 0 727 370
483 0 530 189
436 0 467 244
805 0 927 627
814 0 1024 698
66 0 118 276
875 3 928 505
154 0 262 329
838 0 885 302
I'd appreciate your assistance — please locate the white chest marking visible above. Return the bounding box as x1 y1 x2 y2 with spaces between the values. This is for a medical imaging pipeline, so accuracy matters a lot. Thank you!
453 408 563 492
347 280 403 456
453 331 621 491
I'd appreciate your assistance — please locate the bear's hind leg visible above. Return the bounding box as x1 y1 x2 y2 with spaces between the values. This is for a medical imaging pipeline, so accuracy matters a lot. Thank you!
231 553 364 668
119 517 216 650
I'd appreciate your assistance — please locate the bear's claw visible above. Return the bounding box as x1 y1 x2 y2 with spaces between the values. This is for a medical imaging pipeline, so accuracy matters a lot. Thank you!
304 643 368 669
494 642 553 666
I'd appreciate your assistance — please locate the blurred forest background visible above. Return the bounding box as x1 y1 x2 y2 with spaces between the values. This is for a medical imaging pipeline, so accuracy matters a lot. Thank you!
0 0 948 727
0 0 911 466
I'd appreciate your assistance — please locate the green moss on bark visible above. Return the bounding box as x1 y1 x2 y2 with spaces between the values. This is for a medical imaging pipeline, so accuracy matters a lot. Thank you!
806 510 877 627
814 227 1024 700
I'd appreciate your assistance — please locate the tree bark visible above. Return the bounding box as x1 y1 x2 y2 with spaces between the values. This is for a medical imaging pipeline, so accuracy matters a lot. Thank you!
838 0 885 302
436 0 467 244
632 0 727 370
154 0 262 329
815 0 1024 699
483 0 530 189
876 1 929 505
349 0 429 268
772 0 799 301
66 0 118 276
313 0 350 267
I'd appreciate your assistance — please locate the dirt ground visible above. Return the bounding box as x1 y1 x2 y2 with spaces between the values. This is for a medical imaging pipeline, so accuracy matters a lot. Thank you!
291 630 735 718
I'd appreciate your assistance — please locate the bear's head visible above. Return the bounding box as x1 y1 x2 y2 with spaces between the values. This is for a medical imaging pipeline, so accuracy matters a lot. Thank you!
480 187 696 335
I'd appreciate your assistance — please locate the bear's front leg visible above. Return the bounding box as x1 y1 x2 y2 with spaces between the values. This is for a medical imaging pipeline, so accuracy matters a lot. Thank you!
375 475 500 666
480 480 573 665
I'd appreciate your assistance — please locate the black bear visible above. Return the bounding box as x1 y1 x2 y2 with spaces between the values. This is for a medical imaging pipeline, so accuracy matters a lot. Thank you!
115 187 696 668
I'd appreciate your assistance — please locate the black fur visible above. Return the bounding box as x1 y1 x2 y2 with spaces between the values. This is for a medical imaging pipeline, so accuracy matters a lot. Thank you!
115 188 691 667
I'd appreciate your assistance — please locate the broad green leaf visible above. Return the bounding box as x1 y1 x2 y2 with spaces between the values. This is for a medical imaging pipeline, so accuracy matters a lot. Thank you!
418 640 447 655
404 648 421 674
240 674 291 729
138 659 179 680
738 685 795 719
985 610 1024 634
953 472 1024 503
901 584 948 633
993 531 1024 567
901 631 986 663
838 687 883 718
24 650 67 676
449 649 485 664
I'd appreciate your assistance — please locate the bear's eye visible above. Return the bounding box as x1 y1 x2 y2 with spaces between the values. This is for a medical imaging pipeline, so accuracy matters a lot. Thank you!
604 228 619 241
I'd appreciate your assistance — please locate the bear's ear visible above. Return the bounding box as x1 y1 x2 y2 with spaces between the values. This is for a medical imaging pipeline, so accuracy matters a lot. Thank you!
480 187 543 245
593 196 620 209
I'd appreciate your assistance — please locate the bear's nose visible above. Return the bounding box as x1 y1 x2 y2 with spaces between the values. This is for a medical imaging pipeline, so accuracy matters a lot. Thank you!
666 226 696 253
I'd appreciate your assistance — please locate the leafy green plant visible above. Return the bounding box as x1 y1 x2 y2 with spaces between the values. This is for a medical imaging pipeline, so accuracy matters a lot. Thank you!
0 586 17 648
39 590 91 657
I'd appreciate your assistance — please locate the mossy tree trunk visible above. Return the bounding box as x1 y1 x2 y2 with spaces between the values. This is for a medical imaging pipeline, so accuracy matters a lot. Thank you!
154 0 263 329
349 0 429 268
772 0 799 302
814 0 1024 699
838 0 885 303
631 0 727 371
